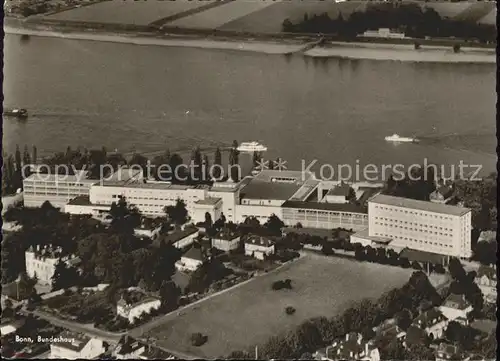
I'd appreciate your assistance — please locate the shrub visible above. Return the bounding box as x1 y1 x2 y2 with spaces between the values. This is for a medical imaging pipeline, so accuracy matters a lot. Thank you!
191 332 208 346
453 44 461 53
272 279 293 291
285 306 296 315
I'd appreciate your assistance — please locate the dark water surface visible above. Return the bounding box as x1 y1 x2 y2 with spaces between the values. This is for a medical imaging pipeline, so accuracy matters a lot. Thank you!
3 35 496 180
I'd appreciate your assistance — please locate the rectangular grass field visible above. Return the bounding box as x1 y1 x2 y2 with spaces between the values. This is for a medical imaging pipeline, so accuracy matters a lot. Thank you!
147 253 413 358
45 0 215 26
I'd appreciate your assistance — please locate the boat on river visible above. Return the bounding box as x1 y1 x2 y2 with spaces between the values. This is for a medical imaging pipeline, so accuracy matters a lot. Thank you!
3 108 28 119
385 134 418 143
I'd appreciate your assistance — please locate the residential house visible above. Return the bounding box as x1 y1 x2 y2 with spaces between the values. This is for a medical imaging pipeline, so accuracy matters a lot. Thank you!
477 230 496 243
114 336 146 359
371 319 406 347
159 225 199 249
138 345 175 359
244 235 275 260
435 342 462 361
212 229 241 252
439 294 473 324
25 245 81 285
0 318 25 337
133 218 163 240
50 331 105 359
175 246 207 272
475 265 497 303
403 325 428 348
430 184 454 204
411 308 448 340
314 332 380 361
116 295 161 324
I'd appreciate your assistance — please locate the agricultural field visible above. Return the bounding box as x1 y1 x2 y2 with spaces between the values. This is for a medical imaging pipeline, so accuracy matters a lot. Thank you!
422 2 472 19
478 8 497 26
219 0 367 34
146 253 413 359
451 2 496 23
166 0 278 30
45 0 217 26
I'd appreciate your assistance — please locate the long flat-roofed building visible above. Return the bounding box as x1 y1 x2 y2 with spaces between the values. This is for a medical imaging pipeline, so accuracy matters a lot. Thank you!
23 171 98 209
368 194 472 259
281 200 368 231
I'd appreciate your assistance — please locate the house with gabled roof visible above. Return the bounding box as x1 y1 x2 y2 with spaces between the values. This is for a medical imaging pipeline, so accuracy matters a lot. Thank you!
50 330 105 359
439 293 473 324
435 342 463 361
114 336 146 359
475 265 497 303
411 307 448 340
175 246 207 272
244 234 275 260
212 228 241 252
314 332 380 361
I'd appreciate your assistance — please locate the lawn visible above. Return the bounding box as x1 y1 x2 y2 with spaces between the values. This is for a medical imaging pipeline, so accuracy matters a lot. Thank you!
147 253 413 358
478 8 496 26
219 0 367 34
451 2 496 23
45 0 216 26
422 2 472 20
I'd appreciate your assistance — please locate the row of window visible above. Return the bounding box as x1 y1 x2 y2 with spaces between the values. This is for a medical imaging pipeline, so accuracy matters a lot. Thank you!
373 205 455 220
374 234 452 248
374 217 452 231
374 223 452 237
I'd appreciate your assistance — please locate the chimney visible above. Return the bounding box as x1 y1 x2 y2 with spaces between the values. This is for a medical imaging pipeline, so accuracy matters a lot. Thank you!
346 334 349 341
357 333 362 344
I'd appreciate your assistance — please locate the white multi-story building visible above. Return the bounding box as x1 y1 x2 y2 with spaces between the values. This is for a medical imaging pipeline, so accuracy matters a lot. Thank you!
116 296 161 324
368 194 472 259
191 197 223 224
25 245 80 285
50 331 105 359
23 172 98 209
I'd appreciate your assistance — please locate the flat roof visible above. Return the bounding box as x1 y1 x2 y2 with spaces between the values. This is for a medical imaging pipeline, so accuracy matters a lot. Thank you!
102 167 142 185
67 195 92 206
160 226 198 244
52 331 90 352
195 197 222 205
253 170 315 183
399 248 447 264
351 228 392 244
240 180 301 201
282 200 367 214
369 194 471 216
326 183 351 197
100 181 193 190
24 172 97 184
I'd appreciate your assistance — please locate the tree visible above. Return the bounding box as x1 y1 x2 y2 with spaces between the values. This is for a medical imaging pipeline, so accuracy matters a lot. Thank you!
164 199 188 225
213 147 222 180
453 43 461 53
205 212 213 228
229 140 240 182
51 260 79 291
23 145 31 165
448 257 466 281
395 308 412 330
15 144 22 169
265 214 285 236
159 280 181 312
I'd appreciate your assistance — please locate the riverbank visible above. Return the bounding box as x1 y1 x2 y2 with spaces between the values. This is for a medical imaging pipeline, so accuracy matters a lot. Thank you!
5 19 496 63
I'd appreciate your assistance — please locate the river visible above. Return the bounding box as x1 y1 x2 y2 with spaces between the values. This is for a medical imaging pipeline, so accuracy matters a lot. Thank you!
2 34 496 181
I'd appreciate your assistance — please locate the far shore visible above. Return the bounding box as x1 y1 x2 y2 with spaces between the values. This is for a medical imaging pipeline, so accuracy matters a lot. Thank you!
5 22 496 64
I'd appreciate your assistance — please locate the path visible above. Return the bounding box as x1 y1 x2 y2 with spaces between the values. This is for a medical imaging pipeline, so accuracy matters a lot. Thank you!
21 309 125 343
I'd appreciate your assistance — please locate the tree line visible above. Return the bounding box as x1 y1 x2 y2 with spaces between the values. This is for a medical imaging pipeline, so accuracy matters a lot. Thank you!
282 3 496 43
2 145 37 195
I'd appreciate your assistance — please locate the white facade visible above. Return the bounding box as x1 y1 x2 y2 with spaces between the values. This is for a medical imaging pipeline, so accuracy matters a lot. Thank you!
90 183 208 218
50 335 105 359
362 28 405 39
191 198 223 224
236 203 283 224
207 181 241 222
368 195 472 259
282 203 368 231
117 298 161 324
23 172 97 209
64 202 110 216
244 236 275 260
176 256 203 272
212 232 241 252
25 245 79 285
